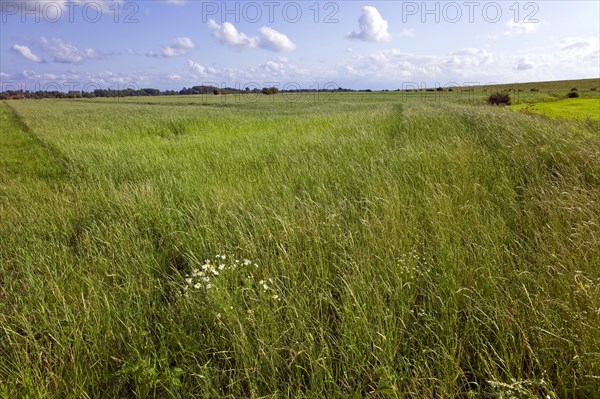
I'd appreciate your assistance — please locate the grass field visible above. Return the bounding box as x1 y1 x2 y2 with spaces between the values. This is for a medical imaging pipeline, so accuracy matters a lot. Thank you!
1 90 599 398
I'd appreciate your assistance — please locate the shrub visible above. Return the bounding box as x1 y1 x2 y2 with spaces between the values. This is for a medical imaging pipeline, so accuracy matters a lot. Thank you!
530 88 539 92
436 87 444 92
591 87 597 91
261 87 279 95
567 91 580 98
570 88 578 91
487 92 511 106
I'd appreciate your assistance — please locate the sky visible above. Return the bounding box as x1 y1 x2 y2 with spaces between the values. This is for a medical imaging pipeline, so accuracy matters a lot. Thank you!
1 0 599 91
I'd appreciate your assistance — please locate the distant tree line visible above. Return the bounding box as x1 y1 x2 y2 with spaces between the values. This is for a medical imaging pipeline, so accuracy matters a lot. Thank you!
0 85 369 100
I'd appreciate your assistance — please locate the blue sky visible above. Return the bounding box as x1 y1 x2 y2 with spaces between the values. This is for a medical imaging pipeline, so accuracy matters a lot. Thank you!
1 0 599 91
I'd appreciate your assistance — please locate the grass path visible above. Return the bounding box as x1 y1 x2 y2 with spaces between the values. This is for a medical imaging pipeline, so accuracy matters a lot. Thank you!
0 102 67 181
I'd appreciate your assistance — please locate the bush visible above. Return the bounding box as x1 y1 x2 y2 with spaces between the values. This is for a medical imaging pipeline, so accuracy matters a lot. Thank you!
591 87 597 91
261 87 279 95
570 88 578 91
567 91 580 98
487 92 511 106
530 88 539 92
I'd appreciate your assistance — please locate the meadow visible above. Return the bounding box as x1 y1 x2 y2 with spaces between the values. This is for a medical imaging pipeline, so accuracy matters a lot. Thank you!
1 89 599 398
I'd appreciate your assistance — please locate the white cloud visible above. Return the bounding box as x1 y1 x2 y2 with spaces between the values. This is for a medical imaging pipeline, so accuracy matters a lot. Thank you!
347 6 391 42
171 37 194 49
188 60 207 76
258 26 296 52
208 19 257 49
489 20 540 39
444 48 493 70
149 36 196 58
558 37 599 55
504 20 539 35
186 56 313 82
12 44 45 63
515 57 536 71
38 37 97 64
398 28 416 38
167 73 181 80
207 20 296 52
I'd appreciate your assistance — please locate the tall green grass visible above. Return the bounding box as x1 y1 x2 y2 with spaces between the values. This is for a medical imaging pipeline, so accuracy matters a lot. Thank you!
1 93 599 398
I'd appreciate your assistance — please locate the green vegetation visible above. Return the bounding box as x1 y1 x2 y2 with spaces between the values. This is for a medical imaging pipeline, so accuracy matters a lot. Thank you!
1 92 599 398
511 98 600 125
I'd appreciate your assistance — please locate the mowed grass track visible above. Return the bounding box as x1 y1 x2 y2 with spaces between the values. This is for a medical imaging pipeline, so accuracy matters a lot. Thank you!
1 94 599 398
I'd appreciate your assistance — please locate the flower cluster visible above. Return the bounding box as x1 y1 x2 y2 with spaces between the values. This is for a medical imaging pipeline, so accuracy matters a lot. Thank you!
185 254 254 291
398 249 432 280
183 253 282 302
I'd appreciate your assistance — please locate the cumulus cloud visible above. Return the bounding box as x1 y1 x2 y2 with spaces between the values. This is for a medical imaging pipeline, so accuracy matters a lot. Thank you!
186 56 313 82
444 48 493 70
188 60 207 76
162 37 195 57
207 19 296 52
208 19 257 49
258 27 296 52
147 37 195 58
347 6 391 42
13 38 97 64
398 28 416 38
12 44 45 63
489 20 540 39
39 37 97 63
515 57 536 70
